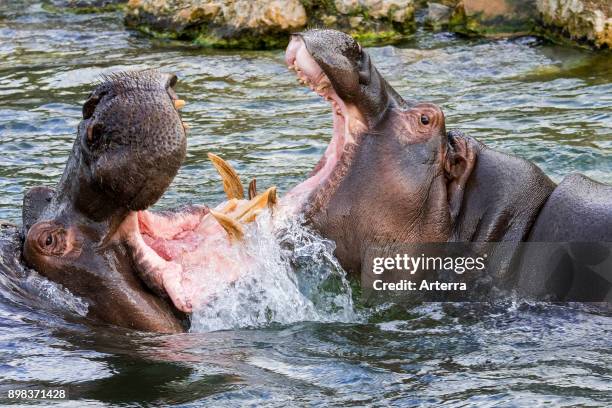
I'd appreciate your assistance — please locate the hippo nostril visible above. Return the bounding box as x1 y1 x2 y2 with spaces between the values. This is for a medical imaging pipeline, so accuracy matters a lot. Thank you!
82 95 100 120
166 73 178 90
420 114 430 125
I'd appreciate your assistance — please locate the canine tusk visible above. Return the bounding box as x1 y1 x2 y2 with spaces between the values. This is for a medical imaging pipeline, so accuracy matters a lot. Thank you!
237 186 277 223
248 179 257 200
174 99 186 110
208 153 245 200
210 210 244 241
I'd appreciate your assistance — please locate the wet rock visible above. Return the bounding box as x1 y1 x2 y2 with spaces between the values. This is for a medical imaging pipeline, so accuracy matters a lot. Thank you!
125 0 307 49
537 0 612 48
304 0 416 45
425 2 453 30
325 0 414 22
125 0 416 49
448 0 537 37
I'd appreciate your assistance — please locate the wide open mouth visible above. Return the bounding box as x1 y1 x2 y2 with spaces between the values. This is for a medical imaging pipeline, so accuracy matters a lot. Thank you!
283 35 366 207
115 162 278 314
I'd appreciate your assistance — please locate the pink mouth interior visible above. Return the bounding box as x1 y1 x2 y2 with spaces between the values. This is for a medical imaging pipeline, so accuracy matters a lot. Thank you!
118 37 359 315
120 203 248 314
282 35 357 207
138 210 206 262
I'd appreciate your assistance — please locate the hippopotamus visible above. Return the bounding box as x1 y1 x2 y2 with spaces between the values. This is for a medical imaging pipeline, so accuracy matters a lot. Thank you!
283 29 612 301
17 70 282 332
10 32 610 333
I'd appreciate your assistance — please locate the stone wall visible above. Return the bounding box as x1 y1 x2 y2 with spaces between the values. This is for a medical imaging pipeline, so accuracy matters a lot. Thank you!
537 0 611 48
123 0 415 49
49 0 612 49
426 0 610 48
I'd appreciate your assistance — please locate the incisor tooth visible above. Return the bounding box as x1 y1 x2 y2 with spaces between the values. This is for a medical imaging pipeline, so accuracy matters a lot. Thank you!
236 186 277 223
207 153 245 200
174 99 186 110
248 179 257 200
210 210 244 241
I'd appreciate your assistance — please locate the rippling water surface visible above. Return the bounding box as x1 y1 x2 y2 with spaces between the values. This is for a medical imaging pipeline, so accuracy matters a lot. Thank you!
0 1 611 406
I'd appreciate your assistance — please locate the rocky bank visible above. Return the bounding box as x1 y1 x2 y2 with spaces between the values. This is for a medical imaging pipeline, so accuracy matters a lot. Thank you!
50 0 612 49
123 0 415 48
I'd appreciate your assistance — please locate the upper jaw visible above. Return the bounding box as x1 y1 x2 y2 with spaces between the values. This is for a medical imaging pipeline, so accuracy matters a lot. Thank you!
285 36 366 139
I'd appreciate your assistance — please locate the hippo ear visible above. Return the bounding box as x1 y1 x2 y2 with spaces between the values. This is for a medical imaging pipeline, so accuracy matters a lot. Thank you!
444 133 477 221
22 186 55 235
357 48 372 85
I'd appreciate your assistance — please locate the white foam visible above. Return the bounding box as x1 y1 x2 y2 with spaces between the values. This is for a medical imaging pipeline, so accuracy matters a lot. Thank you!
189 212 356 332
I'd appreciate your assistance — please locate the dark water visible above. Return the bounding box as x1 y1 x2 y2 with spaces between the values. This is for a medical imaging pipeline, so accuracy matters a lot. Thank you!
0 1 611 406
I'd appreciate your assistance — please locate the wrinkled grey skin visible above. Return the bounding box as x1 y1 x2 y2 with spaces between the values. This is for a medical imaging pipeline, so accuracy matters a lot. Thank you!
19 71 188 332
294 29 611 301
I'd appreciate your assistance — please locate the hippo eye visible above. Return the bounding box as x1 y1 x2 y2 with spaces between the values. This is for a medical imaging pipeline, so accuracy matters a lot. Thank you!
420 114 430 125
37 228 67 256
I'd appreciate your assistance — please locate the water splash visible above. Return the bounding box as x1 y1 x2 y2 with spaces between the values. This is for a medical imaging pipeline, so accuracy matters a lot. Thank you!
21 271 89 317
189 213 356 332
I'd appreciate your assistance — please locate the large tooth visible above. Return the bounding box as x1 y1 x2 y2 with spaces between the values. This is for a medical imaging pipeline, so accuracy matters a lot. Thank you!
248 179 257 200
174 99 186 110
208 153 245 200
315 83 329 93
210 210 244 241
237 186 277 223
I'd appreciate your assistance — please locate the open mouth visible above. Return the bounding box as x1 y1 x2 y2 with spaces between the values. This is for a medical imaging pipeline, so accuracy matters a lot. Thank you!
110 43 367 314
116 155 278 314
283 35 365 208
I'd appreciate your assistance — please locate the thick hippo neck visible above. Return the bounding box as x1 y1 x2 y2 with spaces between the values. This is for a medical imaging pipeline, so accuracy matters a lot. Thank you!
451 138 556 242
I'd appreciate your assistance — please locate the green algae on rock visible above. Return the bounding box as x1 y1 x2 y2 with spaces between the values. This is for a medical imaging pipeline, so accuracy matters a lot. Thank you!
124 0 307 49
124 0 416 49
448 0 537 37
442 0 610 49
537 0 612 49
